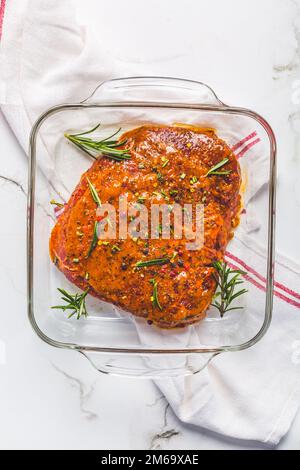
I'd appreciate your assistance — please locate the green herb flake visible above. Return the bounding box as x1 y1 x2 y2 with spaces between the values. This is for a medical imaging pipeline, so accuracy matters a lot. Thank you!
137 197 146 204
50 199 64 208
160 190 169 200
205 158 231 177
157 172 164 182
135 258 170 268
86 221 98 258
150 279 163 311
87 178 102 207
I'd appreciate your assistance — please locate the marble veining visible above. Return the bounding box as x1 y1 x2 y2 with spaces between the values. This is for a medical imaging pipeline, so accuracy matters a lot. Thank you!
51 363 99 421
149 402 180 450
0 174 26 195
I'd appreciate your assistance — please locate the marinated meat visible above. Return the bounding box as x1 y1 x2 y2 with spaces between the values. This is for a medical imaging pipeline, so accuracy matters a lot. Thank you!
49 125 241 328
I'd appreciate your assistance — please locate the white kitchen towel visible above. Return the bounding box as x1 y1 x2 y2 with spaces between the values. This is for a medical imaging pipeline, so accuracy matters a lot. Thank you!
156 241 300 446
1 0 300 446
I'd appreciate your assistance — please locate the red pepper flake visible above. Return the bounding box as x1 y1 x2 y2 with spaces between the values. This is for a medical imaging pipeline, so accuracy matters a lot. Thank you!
184 264 190 271
54 205 64 213
96 215 105 222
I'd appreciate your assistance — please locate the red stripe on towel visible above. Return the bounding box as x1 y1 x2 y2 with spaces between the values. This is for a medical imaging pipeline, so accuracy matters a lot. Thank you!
227 261 300 309
231 132 258 152
227 135 300 309
236 138 261 158
226 251 300 302
0 0 6 41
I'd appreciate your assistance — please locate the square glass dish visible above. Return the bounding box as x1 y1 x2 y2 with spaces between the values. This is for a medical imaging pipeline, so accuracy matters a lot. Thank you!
28 77 276 377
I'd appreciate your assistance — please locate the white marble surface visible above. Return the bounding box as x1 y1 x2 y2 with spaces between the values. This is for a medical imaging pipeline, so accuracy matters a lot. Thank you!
1 0 300 450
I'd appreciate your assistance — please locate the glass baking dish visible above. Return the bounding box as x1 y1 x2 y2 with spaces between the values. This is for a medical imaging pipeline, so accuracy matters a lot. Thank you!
27 77 276 377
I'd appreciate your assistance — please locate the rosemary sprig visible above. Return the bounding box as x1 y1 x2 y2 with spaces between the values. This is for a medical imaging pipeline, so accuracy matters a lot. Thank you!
65 123 131 161
136 258 170 268
211 261 247 317
205 158 231 177
87 221 98 258
150 279 162 311
52 288 89 319
87 178 101 206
